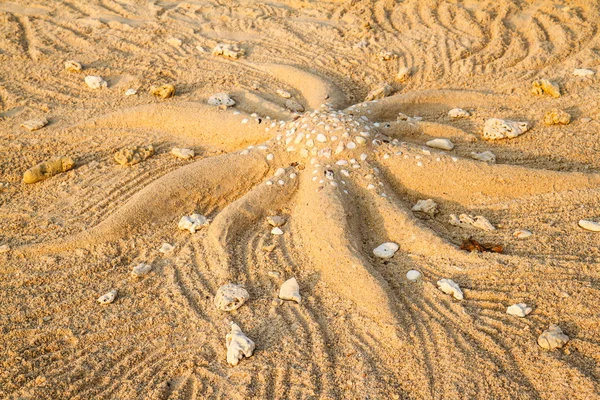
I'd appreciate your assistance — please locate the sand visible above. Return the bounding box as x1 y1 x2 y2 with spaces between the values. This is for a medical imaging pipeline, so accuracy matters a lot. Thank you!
1 1 600 399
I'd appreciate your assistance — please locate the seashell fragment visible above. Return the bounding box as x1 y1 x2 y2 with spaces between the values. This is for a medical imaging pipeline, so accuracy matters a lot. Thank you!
149 84 175 99
212 43 245 59
448 108 470 119
226 322 255 366
214 283 249 311
543 109 571 125
406 270 421 281
97 289 117 304
23 156 75 184
379 50 397 61
531 79 561 98
470 151 496 163
449 214 495 231
285 99 304 113
579 219 600 232
437 279 463 300
373 242 399 258
365 83 393 101
114 145 154 166
506 303 532 317
64 60 82 72
538 325 569 350
573 68 594 77
279 277 301 304
0 244 10 253
178 214 209 233
21 117 48 131
131 263 152 278
125 88 137 96
411 199 438 216
426 138 454 151
483 118 529 140
170 147 195 159
267 215 286 227
159 243 174 254
396 67 410 82
271 227 283 235
167 37 182 47
208 92 235 107
276 89 291 99
513 229 532 239
85 75 107 89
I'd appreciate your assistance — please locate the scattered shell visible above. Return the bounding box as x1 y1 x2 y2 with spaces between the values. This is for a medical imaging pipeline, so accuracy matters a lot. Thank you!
396 67 410 82
178 214 209 233
531 79 561 98
513 229 532 239
578 219 600 232
85 76 107 89
0 244 10 253
208 92 235 107
573 68 594 77
365 83 393 101
171 147 195 159
21 117 48 131
506 303 532 317
470 151 496 163
159 243 174 254
226 322 255 366
267 215 286 227
23 156 75 184
543 109 571 125
212 43 245 59
276 89 292 99
97 289 117 305
448 108 470 119
64 60 82 72
114 145 154 166
412 199 438 216
149 84 175 99
167 37 182 47
214 283 250 312
538 325 569 350
449 214 495 231
285 99 304 113
437 279 463 300
131 263 152 278
482 118 529 140
125 88 137 96
316 133 327 143
406 270 421 281
373 242 399 258
279 277 301 304
271 227 284 235
426 138 454 151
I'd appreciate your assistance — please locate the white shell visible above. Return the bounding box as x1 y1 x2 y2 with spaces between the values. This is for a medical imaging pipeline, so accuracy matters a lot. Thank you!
573 68 594 77
411 199 438 216
267 215 286 227
513 229 532 239
208 92 235 107
470 151 496 163
0 244 10 253
449 214 495 231
406 270 421 281
131 263 152 277
448 108 470 119
21 118 49 132
97 289 117 304
279 277 301 304
437 279 463 300
578 219 600 232
212 43 245 59
276 89 292 99
64 60 82 72
171 148 195 159
226 322 255 366
271 227 284 235
85 75 107 89
178 214 209 233
426 138 454 151
506 303 532 317
482 118 529 140
538 325 569 350
167 37 182 47
125 88 137 96
159 243 174 254
214 284 250 311
316 133 327 143
373 242 399 258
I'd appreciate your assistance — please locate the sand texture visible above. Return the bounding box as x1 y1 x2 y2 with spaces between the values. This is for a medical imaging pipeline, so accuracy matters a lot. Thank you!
1 1 600 399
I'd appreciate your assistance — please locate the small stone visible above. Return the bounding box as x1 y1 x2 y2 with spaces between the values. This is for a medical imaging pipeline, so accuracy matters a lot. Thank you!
226 322 255 366
131 263 152 278
208 93 235 107
85 76 107 89
0 244 10 253
149 84 175 99
483 118 529 140
125 88 137 96
506 303 532 317
365 83 393 101
97 289 117 305
271 227 283 235
316 133 327 143
470 151 496 163
279 277 301 304
64 60 82 72
178 214 209 233
412 199 438 216
573 68 594 77
23 156 75 184
396 67 410 82
271 298 283 307
406 270 421 281
214 283 249 312
171 147 195 159
538 325 569 350
426 138 454 151
276 89 292 99
437 279 463 300
159 243 174 254
544 109 571 125
212 43 245 59
114 145 154 166
21 117 48 131
448 108 470 119
531 79 561 98
267 215 286 227
513 229 532 239
373 242 399 258
579 219 600 232
285 99 304 113
167 37 182 47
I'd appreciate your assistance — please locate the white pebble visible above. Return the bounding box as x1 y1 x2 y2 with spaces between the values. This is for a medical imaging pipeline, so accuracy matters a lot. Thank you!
241 118 249 124
426 138 454 151
279 277 301 303
131 263 152 278
373 242 399 258
506 303 532 317
513 229 532 239
85 75 107 89
437 279 463 300
573 68 595 77
271 227 284 235
406 270 421 281
579 219 600 232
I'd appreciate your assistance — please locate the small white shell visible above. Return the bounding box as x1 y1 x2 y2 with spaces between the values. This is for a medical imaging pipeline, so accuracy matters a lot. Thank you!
214 284 250 311
267 215 286 227
406 270 421 281
506 303 532 317
448 108 470 119
538 325 569 350
437 279 463 300
97 289 117 304
159 243 174 254
85 75 107 89
470 151 496 163
578 219 600 232
226 322 255 366
513 229 532 239
171 148 195 159
131 263 152 278
21 118 48 132
279 277 301 304
482 118 529 140
411 199 438 216
208 92 235 107
178 214 209 233
373 242 399 258
426 138 454 151
271 227 284 235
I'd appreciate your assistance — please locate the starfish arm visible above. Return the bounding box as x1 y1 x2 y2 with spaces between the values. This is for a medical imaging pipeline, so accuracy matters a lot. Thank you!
19 151 271 254
292 170 397 324
206 168 299 282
